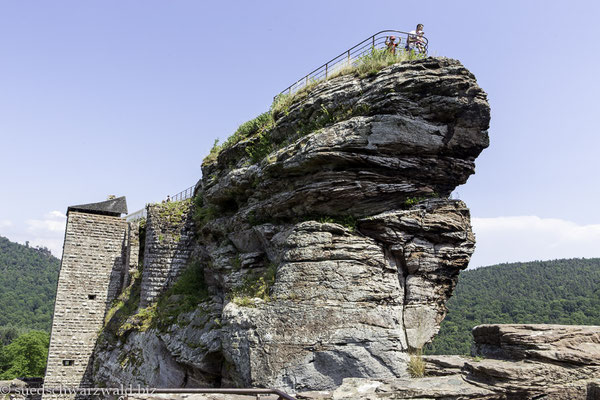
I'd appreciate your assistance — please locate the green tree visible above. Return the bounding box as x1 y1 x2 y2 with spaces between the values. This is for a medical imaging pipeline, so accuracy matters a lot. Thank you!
0 331 49 379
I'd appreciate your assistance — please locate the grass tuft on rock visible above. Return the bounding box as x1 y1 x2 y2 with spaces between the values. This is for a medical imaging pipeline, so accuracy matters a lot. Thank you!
407 349 426 378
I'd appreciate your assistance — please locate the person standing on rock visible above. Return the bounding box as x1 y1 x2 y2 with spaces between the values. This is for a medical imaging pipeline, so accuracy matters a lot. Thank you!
406 24 426 54
385 35 399 55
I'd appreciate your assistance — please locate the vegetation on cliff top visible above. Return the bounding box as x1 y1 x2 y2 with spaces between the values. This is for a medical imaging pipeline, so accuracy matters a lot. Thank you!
202 48 425 167
427 257 600 355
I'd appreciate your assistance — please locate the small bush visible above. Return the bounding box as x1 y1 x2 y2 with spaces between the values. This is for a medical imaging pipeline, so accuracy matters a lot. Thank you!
193 194 219 227
227 112 274 145
203 139 222 165
404 197 425 208
155 259 210 326
245 130 274 164
407 349 426 378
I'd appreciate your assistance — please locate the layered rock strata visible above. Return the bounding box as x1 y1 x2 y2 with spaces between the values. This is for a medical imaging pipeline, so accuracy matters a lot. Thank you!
306 324 600 399
92 57 490 392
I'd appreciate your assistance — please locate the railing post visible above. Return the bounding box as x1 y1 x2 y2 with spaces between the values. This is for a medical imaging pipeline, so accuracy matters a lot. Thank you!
372 35 375 48
325 63 328 79
347 49 350 63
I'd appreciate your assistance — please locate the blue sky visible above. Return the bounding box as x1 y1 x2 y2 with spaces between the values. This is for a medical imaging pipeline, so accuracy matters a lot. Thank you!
1 0 599 267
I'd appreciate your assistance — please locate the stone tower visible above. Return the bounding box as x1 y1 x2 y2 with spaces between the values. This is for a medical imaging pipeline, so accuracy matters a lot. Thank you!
44 196 131 390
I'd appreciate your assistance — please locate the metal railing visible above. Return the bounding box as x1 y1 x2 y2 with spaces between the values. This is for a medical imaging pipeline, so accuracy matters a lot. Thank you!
126 208 147 222
125 31 428 223
170 184 195 202
278 30 428 98
125 185 196 222
4 387 297 400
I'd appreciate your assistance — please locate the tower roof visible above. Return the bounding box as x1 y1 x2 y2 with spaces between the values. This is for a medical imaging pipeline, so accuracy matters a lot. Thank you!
67 196 128 217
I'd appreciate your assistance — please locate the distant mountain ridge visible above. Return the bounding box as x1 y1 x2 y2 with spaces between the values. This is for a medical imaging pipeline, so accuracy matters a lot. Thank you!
0 236 60 332
428 257 600 355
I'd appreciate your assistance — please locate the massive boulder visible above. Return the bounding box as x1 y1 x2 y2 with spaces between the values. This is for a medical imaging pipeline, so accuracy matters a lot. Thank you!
92 57 490 392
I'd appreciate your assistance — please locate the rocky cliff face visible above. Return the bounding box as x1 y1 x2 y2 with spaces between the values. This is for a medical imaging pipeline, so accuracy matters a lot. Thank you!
92 57 490 392
319 324 600 399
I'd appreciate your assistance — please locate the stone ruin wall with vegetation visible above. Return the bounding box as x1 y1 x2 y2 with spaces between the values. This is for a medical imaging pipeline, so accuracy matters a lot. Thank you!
139 203 196 308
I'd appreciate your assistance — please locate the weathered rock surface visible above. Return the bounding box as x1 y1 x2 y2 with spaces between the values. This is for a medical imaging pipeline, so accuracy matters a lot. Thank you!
295 324 600 399
472 324 600 365
202 57 489 222
92 57 490 393
463 324 600 399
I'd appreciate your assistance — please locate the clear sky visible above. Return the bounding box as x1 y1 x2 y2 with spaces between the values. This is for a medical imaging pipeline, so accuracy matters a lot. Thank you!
1 0 599 267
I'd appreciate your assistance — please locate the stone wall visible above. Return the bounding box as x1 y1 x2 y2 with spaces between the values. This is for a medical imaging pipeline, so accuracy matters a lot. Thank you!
120 221 140 293
139 201 195 307
44 211 130 390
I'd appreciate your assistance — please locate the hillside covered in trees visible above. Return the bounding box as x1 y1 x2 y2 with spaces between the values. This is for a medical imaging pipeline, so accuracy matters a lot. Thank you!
0 236 59 378
0 236 60 333
427 258 600 355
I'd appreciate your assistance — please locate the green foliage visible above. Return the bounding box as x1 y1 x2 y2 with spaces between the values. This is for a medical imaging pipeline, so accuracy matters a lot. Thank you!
0 236 60 332
271 78 321 119
352 47 425 78
0 326 26 347
193 193 219 228
426 258 600 355
403 197 426 207
0 331 49 379
155 259 210 326
202 113 275 166
318 215 358 232
102 264 144 338
231 255 242 271
104 259 210 337
402 193 440 208
203 139 222 165
226 112 274 148
156 199 190 228
245 129 274 164
230 263 278 306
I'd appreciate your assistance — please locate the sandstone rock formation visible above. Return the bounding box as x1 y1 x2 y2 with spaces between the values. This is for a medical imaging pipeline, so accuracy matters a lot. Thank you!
92 57 490 393
304 324 600 399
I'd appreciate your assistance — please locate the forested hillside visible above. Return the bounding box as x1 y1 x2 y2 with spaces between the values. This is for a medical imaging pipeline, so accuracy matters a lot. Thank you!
427 258 600 355
0 236 60 332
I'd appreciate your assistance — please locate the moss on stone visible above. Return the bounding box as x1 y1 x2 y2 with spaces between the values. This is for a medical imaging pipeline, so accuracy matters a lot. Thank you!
230 263 277 306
